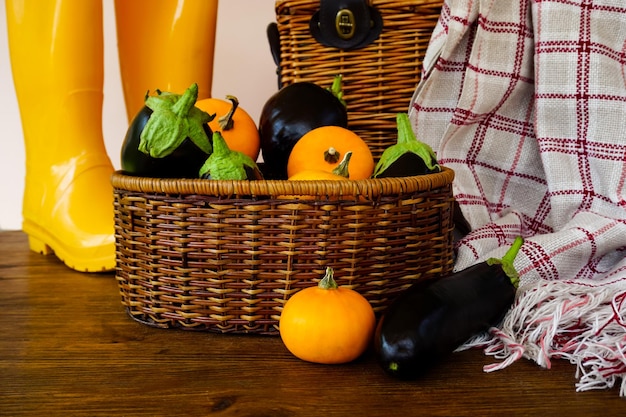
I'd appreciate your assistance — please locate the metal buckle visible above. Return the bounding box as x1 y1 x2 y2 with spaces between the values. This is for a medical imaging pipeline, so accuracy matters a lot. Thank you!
336 9 356 40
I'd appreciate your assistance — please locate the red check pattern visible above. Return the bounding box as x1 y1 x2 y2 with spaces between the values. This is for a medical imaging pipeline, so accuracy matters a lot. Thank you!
409 0 626 394
410 0 626 285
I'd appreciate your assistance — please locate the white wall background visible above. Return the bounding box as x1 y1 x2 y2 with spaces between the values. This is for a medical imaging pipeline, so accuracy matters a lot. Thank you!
0 0 278 230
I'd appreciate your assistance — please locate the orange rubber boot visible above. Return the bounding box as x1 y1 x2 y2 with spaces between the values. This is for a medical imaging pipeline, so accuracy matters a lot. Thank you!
6 0 115 272
115 0 219 122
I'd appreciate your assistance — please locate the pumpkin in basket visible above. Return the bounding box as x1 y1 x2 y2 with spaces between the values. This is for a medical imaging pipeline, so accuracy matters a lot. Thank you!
282 152 354 200
288 151 351 181
287 126 374 179
195 95 261 162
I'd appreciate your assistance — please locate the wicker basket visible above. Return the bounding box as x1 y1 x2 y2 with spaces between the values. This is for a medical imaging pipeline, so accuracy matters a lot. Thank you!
275 0 443 160
112 168 455 335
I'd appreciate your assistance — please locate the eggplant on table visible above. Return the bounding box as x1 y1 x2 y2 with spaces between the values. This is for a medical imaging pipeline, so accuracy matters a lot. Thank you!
120 83 214 178
374 236 524 379
258 75 348 179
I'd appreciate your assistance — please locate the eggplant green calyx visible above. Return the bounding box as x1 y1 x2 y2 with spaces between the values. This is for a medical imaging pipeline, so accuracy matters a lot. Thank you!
486 236 524 288
139 83 215 158
199 131 261 180
372 113 440 177
318 267 339 290
327 75 347 108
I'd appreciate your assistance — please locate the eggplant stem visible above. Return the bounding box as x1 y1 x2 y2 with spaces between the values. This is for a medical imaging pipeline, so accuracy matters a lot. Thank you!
396 112 415 145
211 131 231 156
501 236 524 265
327 75 346 108
487 236 524 288
318 267 339 290
218 95 239 131
171 83 199 117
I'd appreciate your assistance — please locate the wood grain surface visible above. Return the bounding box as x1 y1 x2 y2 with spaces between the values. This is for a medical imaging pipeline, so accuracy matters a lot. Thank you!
0 230 623 416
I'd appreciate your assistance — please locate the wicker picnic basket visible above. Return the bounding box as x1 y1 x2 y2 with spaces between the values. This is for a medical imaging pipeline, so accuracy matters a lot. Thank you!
112 0 449 335
273 0 444 160
112 169 455 335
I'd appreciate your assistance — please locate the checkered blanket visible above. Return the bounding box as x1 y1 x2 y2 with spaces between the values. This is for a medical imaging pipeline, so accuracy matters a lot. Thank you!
409 0 626 395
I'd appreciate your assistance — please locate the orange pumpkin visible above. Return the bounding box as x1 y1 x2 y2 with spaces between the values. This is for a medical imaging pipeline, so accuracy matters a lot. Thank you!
287 126 374 179
287 170 347 181
288 151 352 181
195 95 260 161
279 267 376 364
281 152 352 199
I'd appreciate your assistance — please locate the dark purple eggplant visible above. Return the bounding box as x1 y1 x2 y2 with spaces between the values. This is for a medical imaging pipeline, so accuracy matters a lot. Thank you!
120 83 214 178
372 113 439 178
258 75 348 179
374 153 434 178
374 236 524 379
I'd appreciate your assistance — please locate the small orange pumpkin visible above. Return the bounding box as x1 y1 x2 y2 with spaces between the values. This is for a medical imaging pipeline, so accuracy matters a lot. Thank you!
288 151 352 181
287 126 374 179
281 152 352 200
287 171 346 181
279 267 376 364
195 95 260 161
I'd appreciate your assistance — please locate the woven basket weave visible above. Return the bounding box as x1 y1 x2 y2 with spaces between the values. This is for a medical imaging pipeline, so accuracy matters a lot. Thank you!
275 0 443 160
112 168 455 335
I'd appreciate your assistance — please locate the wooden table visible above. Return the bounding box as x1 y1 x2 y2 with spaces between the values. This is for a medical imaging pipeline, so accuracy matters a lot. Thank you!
1 230 623 416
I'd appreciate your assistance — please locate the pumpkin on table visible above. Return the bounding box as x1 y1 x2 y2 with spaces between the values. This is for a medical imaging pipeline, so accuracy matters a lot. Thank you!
279 267 376 365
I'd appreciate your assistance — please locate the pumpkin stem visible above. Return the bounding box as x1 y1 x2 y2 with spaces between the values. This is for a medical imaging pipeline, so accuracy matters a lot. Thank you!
318 267 339 290
218 95 239 131
331 151 352 178
324 147 341 164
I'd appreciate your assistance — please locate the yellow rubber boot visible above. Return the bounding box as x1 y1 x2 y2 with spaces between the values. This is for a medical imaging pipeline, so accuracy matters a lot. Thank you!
6 0 115 272
115 0 219 122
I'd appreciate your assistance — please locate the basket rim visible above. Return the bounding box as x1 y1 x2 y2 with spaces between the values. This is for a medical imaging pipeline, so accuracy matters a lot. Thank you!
275 0 445 8
111 166 454 198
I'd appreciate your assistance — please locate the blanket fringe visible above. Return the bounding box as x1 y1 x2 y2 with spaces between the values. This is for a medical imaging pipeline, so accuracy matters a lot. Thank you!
459 280 626 396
